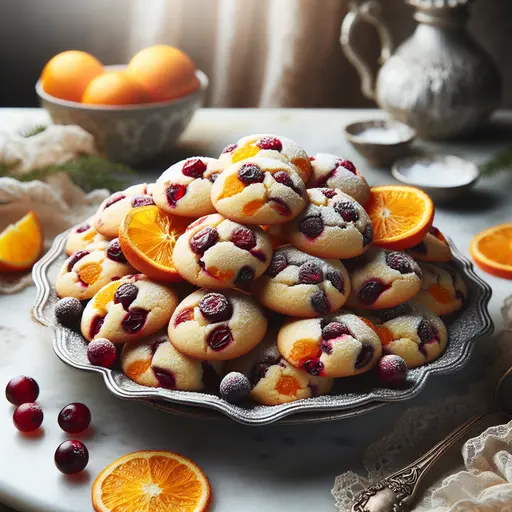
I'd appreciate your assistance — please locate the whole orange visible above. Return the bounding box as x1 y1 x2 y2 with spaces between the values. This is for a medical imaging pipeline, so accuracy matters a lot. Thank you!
40 50 104 102
126 45 199 102
82 71 147 105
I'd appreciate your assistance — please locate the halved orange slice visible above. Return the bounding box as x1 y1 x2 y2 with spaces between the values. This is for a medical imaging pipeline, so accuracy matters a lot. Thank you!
92 451 210 512
365 185 434 250
119 205 189 282
470 223 512 279
0 211 44 272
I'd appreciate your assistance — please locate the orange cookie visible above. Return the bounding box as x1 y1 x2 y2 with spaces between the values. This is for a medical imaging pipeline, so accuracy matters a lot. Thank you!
65 217 109 255
407 226 453 263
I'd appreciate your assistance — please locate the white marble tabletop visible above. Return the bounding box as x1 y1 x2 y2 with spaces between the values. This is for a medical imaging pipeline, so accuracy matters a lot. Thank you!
0 108 511 512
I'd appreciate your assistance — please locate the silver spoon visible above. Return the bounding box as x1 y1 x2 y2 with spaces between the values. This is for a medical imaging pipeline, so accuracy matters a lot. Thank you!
351 366 512 512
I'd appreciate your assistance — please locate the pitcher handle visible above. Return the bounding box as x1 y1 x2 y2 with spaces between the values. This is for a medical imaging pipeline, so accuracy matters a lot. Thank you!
340 0 393 100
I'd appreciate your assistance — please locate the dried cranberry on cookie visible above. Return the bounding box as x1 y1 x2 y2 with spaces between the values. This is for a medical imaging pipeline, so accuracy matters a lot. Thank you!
172 213 272 289
407 226 453 263
288 188 373 259
211 157 307 225
65 217 109 256
219 134 312 182
152 157 224 217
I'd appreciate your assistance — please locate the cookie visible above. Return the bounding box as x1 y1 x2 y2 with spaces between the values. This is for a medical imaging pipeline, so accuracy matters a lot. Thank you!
211 157 307 225
251 245 350 317
219 134 312 182
413 262 467 316
407 226 453 263
172 214 273 289
307 153 370 206
277 311 382 378
93 183 155 238
375 304 448 368
120 332 223 391
152 157 223 217
229 326 333 405
169 288 268 360
56 240 135 300
65 217 109 256
287 188 373 259
261 224 288 248
346 248 422 309
81 274 179 342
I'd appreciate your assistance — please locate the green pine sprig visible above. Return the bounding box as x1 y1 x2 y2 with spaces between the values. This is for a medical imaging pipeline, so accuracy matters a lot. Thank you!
479 148 512 178
18 124 48 138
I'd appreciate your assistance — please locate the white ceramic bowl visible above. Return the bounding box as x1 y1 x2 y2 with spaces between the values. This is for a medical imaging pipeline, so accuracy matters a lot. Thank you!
36 65 208 165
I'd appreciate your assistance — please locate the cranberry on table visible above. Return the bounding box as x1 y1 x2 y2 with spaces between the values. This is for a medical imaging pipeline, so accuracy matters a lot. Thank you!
87 338 117 368
13 403 43 432
5 375 39 405
58 402 91 434
54 297 83 328
54 440 89 475
377 355 408 386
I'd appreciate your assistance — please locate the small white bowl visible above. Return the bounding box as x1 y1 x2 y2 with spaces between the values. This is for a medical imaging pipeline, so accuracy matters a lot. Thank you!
392 154 480 203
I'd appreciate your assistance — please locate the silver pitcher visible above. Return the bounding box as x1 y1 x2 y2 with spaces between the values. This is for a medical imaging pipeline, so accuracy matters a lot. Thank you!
340 0 502 140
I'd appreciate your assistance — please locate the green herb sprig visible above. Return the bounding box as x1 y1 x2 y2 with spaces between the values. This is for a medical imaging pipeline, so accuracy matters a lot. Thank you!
479 148 512 178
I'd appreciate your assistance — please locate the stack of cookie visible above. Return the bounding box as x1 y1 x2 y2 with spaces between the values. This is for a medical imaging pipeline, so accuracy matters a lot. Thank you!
55 134 467 407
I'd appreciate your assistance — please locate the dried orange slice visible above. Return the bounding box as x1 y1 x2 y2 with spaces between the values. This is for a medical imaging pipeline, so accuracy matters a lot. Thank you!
119 205 189 282
0 211 44 272
366 185 434 250
92 451 210 512
470 223 512 279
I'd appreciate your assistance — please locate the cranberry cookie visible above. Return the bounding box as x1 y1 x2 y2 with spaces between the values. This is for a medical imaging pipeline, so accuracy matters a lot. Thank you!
93 183 155 238
408 226 453 263
211 157 307 225
346 248 422 310
219 134 312 182
287 188 373 259
413 262 467 316
307 153 370 206
252 245 350 317
65 217 109 256
152 157 224 217
169 289 268 360
81 274 179 343
277 311 382 378
172 214 272 289
121 332 223 391
56 240 134 300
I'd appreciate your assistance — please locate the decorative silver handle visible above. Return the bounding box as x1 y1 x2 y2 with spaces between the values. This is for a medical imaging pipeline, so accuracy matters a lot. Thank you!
340 0 393 100
351 411 491 512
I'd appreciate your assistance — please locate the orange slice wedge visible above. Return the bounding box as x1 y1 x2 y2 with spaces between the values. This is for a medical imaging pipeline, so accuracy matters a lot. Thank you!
119 205 189 282
365 185 434 250
92 451 211 512
470 223 512 279
0 211 44 272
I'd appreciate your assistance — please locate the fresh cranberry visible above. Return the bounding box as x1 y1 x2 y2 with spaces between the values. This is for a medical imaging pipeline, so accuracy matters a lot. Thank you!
235 265 255 286
114 283 138 311
106 239 127 263
220 372 251 403
54 298 83 328
362 224 374 246
87 338 117 368
182 158 207 178
385 252 414 274
334 200 359 222
322 189 337 198
326 270 344 293
190 226 219 255
231 227 256 250
174 308 194 326
377 355 408 386
166 184 187 207
104 193 125 209
257 136 282 151
410 241 427 254
54 440 89 475
338 159 357 174
131 195 154 208
302 359 324 376
267 252 288 277
67 250 88 272
153 368 176 389
6 376 39 405
358 280 386 305
222 143 237 154
269 197 291 216
207 326 232 351
13 403 43 432
89 315 105 338
58 403 91 434
322 322 351 340
238 163 264 185
319 341 333 355
122 308 148 333
299 216 324 238
355 343 375 369
273 171 293 188
198 293 233 323
75 224 90 234
311 291 330 314
298 262 323 284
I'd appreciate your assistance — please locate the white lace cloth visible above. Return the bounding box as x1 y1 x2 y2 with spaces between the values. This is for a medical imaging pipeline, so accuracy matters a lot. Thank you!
332 296 512 511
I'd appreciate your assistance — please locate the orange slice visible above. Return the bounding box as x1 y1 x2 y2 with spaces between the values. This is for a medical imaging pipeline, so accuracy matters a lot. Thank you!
0 211 44 272
92 451 210 512
119 205 189 282
366 185 434 250
470 223 512 279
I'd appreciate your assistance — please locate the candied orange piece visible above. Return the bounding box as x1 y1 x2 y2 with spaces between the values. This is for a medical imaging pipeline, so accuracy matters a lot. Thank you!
289 339 321 365
78 262 102 285
375 325 394 346
428 283 452 304
218 173 245 200
94 281 122 313
231 142 260 163
208 266 234 282
358 316 377 332
82 230 96 242
242 199 265 216
291 157 311 182
125 359 151 379
276 375 301 396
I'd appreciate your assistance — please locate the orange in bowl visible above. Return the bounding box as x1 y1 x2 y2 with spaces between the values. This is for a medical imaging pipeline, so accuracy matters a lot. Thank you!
40 50 104 102
126 45 200 102
470 223 512 279
82 71 147 105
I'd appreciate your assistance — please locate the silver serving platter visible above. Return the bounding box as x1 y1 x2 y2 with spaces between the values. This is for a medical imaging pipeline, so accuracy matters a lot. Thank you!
33 231 494 426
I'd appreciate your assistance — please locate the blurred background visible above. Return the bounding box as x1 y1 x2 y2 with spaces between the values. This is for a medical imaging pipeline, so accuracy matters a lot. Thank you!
1 0 511 109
